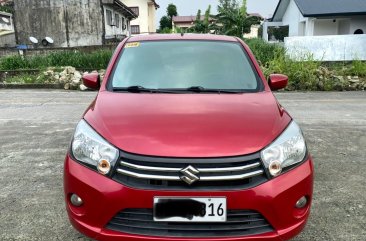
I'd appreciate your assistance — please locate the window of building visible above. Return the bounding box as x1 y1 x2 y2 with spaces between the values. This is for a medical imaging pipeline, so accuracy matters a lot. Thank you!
130 7 139 16
122 17 126 30
106 9 113 25
115 13 120 28
131 25 140 34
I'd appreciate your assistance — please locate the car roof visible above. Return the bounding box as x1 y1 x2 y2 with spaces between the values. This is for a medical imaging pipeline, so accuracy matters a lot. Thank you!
127 34 239 42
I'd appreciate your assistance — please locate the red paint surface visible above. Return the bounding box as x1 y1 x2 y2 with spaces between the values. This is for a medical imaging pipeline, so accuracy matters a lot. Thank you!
64 156 314 241
64 34 313 240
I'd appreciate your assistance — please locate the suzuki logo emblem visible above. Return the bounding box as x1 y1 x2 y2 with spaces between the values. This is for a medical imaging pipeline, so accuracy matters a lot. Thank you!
180 165 200 185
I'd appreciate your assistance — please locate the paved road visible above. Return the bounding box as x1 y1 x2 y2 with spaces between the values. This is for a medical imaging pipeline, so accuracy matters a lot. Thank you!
0 90 365 241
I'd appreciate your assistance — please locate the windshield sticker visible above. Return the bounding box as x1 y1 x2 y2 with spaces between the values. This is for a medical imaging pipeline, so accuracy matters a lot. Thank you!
125 42 140 48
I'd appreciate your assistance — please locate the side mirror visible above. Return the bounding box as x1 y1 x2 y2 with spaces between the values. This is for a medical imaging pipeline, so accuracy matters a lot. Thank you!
82 73 100 90
268 74 288 91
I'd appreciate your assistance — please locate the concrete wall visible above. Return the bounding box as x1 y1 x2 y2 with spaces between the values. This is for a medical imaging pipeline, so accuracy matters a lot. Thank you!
285 35 366 61
147 2 156 33
14 0 103 47
350 16 366 34
0 44 117 58
0 32 16 47
123 0 156 34
313 17 366 36
64 0 104 47
313 19 338 36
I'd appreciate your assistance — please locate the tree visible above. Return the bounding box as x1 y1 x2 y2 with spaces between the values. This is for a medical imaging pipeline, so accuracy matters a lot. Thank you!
159 16 172 30
167 4 178 19
203 5 211 33
191 9 205 33
167 3 178 27
217 0 238 13
159 4 178 31
216 0 261 37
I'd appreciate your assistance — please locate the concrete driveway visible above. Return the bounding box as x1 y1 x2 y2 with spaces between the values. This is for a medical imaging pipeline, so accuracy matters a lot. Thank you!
0 90 365 241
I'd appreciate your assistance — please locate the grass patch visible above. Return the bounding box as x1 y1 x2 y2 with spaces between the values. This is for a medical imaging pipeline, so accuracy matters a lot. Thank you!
244 38 285 67
4 73 47 84
0 50 113 70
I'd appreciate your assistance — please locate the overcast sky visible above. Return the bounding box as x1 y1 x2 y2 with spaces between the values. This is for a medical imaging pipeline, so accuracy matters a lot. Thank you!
156 0 279 26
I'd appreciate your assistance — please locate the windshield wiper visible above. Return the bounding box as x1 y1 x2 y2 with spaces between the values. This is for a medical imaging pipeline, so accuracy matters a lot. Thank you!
165 86 245 94
113 86 154 93
113 86 184 93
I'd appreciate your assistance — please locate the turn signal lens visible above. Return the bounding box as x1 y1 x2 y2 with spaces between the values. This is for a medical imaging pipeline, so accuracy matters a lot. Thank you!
97 159 111 175
269 160 282 176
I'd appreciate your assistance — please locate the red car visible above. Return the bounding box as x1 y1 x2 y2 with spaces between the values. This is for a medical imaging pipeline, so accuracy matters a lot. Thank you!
64 34 313 241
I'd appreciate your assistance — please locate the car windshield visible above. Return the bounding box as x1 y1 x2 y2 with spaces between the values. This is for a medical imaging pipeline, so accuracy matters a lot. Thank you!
110 40 261 92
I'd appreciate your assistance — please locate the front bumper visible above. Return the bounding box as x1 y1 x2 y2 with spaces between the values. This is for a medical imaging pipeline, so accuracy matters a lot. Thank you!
64 155 314 241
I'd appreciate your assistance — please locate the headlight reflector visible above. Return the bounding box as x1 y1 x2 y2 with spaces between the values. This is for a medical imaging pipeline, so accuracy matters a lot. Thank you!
261 121 306 176
71 120 118 174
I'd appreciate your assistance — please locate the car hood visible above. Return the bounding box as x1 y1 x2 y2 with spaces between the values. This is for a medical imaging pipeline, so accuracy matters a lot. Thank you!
84 91 291 158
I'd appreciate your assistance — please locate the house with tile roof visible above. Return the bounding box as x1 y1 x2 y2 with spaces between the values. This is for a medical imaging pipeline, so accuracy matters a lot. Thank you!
263 0 366 41
263 0 366 61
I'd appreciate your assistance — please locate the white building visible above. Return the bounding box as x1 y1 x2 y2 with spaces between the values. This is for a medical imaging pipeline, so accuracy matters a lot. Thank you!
263 0 366 40
122 0 159 34
262 0 366 61
0 11 15 47
102 0 138 40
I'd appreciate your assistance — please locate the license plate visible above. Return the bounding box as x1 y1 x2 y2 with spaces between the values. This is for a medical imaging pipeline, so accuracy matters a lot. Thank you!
153 197 227 222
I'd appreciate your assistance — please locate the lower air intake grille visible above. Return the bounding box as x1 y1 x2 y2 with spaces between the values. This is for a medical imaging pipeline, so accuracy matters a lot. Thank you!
106 209 274 238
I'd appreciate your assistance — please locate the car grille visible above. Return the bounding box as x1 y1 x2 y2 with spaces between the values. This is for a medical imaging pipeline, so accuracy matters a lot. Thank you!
106 209 273 238
112 152 268 190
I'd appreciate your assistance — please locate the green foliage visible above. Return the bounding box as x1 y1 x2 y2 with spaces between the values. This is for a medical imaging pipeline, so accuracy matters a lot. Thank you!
0 5 12 13
167 4 178 19
203 5 211 33
160 27 173 34
4 73 47 84
159 16 172 30
348 59 366 77
216 0 261 37
244 38 285 66
217 0 239 12
191 10 204 33
0 50 113 70
160 3 178 31
0 1 13 14
264 51 321 90
189 5 215 34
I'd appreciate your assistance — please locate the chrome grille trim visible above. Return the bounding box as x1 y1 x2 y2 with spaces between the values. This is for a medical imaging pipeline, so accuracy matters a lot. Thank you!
116 166 263 182
112 151 268 190
120 161 180 172
120 161 261 173
117 169 181 181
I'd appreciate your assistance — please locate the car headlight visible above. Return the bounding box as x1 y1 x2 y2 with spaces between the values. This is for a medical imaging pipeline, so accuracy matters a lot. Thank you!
261 121 307 177
71 120 119 175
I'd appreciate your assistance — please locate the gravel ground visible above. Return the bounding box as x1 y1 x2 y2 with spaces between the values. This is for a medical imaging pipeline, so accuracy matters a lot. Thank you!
0 90 365 241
